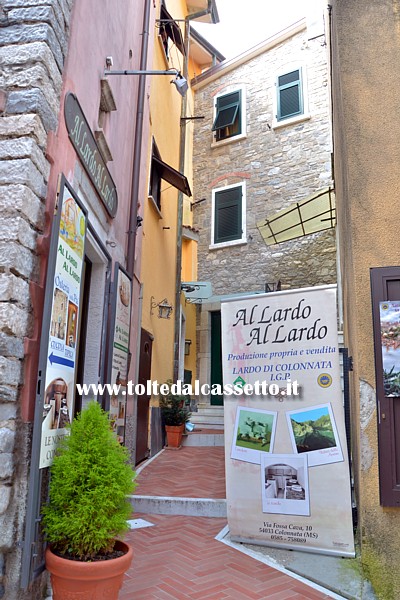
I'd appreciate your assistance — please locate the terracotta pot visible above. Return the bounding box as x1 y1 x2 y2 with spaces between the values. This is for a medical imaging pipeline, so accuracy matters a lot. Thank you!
45 540 133 600
165 424 184 448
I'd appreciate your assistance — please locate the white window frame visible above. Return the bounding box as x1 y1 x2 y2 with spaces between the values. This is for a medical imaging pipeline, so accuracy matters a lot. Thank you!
210 181 247 249
211 84 247 147
272 64 310 130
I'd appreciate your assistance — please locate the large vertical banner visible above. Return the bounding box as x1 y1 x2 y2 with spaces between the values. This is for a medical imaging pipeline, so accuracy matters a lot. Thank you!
108 265 132 443
221 285 355 557
39 179 87 468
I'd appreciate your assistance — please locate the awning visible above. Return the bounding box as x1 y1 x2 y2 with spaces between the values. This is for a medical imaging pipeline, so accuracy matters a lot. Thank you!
257 188 336 245
153 156 192 197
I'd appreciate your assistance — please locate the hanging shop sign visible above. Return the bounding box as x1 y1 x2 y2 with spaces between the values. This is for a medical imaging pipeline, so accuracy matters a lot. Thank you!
39 176 87 468
64 92 118 218
221 285 355 557
107 264 133 444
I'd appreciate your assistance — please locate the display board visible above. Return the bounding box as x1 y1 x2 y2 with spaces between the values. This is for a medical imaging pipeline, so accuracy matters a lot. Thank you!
108 264 132 443
221 285 355 557
39 178 87 468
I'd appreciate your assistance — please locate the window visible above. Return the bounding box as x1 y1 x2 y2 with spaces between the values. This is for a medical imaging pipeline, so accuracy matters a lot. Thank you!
211 182 246 247
149 140 192 212
149 143 162 210
277 69 303 121
158 2 185 60
212 90 242 142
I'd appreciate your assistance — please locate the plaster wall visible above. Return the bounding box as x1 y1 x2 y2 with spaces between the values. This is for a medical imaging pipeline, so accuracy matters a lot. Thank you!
331 1 400 596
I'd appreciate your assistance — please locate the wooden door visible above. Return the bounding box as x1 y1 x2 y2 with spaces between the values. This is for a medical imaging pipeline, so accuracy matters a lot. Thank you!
210 311 223 406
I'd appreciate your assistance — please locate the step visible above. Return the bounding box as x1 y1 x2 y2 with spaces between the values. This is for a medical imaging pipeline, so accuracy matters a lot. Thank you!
195 407 224 417
129 495 227 518
190 414 224 426
182 431 224 447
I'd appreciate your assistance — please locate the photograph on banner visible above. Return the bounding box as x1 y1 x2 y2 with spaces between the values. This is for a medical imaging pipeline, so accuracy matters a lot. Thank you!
231 406 277 464
109 266 132 443
286 402 343 467
379 301 400 396
260 453 310 516
40 180 86 468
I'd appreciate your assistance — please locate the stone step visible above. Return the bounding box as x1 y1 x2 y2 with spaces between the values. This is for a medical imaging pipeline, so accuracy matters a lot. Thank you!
128 495 227 518
195 407 224 417
190 414 224 426
182 431 224 447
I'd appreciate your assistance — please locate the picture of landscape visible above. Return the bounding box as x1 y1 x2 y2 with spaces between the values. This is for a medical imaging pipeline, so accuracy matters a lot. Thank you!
286 403 343 467
380 301 400 396
231 407 277 464
59 191 85 259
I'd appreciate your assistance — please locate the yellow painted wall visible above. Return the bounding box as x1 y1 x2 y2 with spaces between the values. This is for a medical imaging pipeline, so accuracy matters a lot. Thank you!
140 0 201 393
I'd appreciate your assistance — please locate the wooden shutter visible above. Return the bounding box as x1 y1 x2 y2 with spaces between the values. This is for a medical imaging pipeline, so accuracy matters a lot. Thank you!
214 186 242 243
371 267 400 506
277 69 302 120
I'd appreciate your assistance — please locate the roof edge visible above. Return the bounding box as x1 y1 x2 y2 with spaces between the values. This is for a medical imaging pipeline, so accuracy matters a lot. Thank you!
191 18 307 89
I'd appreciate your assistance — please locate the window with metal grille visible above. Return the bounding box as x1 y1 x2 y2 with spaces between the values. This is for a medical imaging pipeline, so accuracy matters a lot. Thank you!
277 69 303 121
213 185 243 244
212 90 241 142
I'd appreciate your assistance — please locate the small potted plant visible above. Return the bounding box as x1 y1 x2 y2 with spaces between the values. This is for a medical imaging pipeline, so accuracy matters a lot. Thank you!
159 381 191 449
42 400 136 600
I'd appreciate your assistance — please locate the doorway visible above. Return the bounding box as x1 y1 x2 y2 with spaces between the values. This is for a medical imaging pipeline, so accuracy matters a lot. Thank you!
136 328 153 463
210 311 223 406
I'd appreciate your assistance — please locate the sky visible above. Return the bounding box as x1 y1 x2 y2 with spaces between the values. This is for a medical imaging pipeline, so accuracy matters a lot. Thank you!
193 0 309 60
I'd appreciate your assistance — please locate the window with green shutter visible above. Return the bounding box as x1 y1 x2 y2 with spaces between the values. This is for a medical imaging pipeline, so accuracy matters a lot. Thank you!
212 90 241 141
277 69 303 121
214 185 243 244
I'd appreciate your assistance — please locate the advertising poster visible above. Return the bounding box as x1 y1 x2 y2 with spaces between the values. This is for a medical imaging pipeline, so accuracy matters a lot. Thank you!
221 285 355 556
39 180 87 468
108 266 132 443
380 301 400 396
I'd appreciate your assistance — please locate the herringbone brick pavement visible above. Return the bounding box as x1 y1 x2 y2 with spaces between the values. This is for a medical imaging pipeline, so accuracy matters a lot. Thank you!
134 447 226 498
121 514 334 599
124 448 336 599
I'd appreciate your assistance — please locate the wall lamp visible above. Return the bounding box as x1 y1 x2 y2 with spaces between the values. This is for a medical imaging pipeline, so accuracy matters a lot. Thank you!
184 339 192 356
150 296 173 319
104 68 188 97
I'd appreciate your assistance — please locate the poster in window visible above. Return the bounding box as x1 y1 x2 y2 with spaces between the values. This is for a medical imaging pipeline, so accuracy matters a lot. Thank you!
380 301 400 396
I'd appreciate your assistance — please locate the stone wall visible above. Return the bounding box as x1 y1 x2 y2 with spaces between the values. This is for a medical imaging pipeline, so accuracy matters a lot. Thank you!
0 0 73 597
192 27 336 296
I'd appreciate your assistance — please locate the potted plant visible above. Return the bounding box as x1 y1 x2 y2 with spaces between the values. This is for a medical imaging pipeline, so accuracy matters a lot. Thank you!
42 400 136 600
159 382 191 449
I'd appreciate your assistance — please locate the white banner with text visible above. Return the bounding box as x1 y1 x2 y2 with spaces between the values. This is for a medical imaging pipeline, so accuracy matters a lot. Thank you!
221 285 355 557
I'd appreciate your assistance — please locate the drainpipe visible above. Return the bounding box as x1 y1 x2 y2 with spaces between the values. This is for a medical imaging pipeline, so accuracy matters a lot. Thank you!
173 4 216 382
126 0 152 277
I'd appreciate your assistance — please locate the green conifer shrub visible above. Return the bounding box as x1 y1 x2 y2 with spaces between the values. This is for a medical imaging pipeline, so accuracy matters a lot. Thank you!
159 381 191 426
42 401 136 560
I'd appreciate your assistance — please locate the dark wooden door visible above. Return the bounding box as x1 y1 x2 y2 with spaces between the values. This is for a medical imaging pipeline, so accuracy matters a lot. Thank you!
136 329 153 464
210 311 223 406
371 267 400 506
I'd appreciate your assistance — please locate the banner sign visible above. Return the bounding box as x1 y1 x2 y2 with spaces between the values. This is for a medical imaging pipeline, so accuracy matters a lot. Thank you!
108 265 132 443
221 285 355 557
39 179 87 468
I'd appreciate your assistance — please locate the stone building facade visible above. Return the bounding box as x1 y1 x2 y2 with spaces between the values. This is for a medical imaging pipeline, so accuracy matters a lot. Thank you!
0 2 74 597
191 19 336 404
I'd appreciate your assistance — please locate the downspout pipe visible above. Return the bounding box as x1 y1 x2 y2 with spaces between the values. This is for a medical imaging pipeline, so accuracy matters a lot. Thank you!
127 0 152 277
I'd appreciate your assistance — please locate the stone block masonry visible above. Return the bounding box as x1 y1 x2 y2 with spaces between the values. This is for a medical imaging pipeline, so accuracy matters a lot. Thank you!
193 29 336 297
0 0 72 597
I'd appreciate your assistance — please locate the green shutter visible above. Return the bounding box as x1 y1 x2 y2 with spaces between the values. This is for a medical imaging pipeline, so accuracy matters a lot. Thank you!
214 186 242 243
277 69 303 120
212 91 241 139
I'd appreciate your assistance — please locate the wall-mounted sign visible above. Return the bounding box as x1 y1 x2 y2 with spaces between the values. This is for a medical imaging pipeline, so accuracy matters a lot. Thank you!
64 92 118 218
221 285 355 557
39 176 87 468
